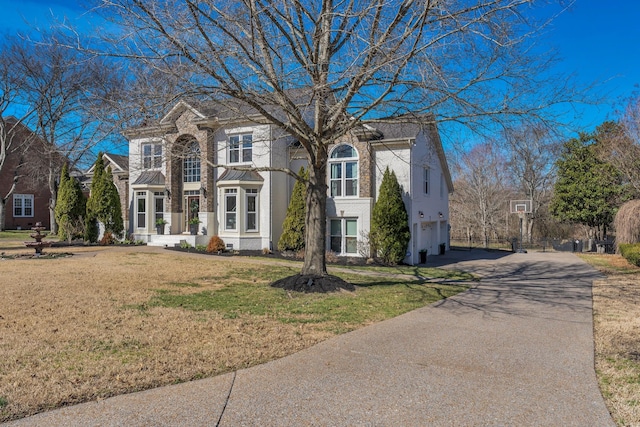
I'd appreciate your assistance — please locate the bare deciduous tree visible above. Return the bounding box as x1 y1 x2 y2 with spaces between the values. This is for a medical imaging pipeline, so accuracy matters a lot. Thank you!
6 32 124 233
504 125 558 243
450 143 509 248
90 0 578 281
0 38 39 231
596 102 640 198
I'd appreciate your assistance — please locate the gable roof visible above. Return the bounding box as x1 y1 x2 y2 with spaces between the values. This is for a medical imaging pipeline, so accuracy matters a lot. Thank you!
103 153 128 173
159 100 208 125
123 88 331 136
85 152 129 175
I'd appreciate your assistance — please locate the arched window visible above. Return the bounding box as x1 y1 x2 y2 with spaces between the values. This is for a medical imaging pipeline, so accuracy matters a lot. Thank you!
183 141 201 183
329 144 358 197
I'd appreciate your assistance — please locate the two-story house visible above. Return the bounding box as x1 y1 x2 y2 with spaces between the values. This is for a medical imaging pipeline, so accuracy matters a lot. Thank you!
123 100 452 265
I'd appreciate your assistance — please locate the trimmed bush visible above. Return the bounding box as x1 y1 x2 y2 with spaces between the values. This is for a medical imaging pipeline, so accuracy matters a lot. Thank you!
86 153 124 241
55 163 86 242
619 243 640 267
370 167 410 265
278 167 307 252
206 235 226 253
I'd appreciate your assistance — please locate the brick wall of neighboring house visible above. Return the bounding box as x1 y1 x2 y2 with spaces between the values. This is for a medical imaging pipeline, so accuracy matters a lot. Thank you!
6 192 51 230
0 120 55 230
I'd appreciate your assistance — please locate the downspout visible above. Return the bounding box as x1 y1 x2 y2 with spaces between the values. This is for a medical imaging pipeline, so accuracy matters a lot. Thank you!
409 138 415 265
269 125 273 251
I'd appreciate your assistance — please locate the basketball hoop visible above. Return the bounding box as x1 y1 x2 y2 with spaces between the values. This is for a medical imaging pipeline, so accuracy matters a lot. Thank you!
510 200 532 215
509 200 532 253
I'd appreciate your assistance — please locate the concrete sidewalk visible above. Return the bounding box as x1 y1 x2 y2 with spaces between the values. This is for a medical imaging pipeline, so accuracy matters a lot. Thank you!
5 251 614 426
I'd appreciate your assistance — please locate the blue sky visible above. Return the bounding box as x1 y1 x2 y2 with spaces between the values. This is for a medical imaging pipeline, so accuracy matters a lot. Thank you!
1 0 638 136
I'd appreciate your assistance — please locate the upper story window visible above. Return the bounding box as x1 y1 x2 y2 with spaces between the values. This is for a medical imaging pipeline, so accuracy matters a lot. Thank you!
142 143 162 169
183 141 201 183
329 144 358 197
13 194 33 217
229 134 252 163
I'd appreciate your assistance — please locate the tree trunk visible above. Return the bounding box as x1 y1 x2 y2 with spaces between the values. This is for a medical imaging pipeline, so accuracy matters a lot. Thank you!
48 168 58 234
0 197 6 231
302 163 328 277
526 216 535 244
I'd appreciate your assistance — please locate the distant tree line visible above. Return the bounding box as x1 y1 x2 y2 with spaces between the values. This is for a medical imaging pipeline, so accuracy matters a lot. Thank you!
450 108 640 247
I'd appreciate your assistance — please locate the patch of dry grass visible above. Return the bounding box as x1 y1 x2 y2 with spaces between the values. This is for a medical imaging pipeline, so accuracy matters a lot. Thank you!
0 247 330 420
0 245 467 422
581 253 640 426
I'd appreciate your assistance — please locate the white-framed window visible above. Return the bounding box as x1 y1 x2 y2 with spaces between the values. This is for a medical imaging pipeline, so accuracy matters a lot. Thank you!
246 188 258 231
136 191 146 229
229 134 252 163
329 144 358 197
225 188 237 230
424 167 430 195
183 141 201 183
330 218 358 254
142 143 162 169
154 191 164 223
13 194 33 217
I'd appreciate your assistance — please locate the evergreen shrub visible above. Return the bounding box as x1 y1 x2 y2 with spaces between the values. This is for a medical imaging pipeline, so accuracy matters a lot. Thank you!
619 243 640 267
278 167 307 252
55 163 86 242
86 153 124 241
370 167 410 265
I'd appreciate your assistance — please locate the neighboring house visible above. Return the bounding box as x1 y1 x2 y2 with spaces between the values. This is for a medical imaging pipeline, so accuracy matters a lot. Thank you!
0 118 56 230
84 152 130 233
123 100 453 265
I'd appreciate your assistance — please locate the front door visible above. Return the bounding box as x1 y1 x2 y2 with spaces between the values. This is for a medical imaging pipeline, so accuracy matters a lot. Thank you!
185 196 199 232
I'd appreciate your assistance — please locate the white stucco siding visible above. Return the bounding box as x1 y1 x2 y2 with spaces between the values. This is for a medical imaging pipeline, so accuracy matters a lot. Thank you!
269 133 293 250
215 124 284 251
409 130 451 264
410 131 449 223
373 146 412 201
371 132 451 264
127 136 168 236
216 124 272 168
127 136 167 184
326 198 373 256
